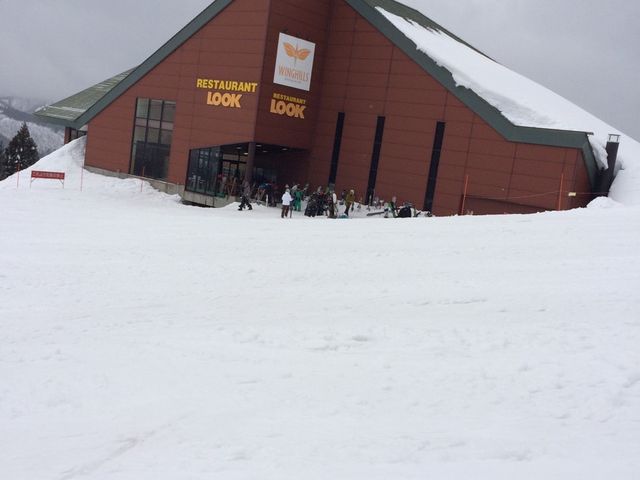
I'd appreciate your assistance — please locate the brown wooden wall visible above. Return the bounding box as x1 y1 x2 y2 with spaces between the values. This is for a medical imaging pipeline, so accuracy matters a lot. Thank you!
250 0 334 185
254 0 331 150
306 0 593 214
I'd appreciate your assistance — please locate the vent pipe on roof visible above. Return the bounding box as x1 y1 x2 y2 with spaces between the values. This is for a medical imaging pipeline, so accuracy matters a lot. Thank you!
596 134 621 196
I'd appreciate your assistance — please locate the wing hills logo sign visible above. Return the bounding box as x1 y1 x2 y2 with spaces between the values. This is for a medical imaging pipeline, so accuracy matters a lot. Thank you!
274 33 315 92
284 43 312 63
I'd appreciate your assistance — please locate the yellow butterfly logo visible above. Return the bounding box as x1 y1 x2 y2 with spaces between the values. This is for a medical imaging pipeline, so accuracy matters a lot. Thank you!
284 42 311 64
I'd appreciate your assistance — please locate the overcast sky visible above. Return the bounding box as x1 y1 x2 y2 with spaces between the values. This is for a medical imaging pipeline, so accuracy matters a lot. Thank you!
1 0 638 139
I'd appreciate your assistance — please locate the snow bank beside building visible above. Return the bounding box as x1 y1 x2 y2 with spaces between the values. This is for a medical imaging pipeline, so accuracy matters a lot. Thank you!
0 137 182 204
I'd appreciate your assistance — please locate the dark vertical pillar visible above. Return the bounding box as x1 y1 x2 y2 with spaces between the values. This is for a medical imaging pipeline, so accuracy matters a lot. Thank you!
328 112 345 187
245 142 256 183
603 135 620 195
423 121 446 213
595 134 621 195
365 116 386 205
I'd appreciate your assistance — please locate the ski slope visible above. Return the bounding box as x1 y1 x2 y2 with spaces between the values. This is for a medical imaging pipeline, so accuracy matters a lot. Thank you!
1 139 639 479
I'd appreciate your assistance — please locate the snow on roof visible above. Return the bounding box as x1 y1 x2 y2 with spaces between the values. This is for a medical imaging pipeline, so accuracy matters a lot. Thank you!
34 69 135 123
377 7 640 205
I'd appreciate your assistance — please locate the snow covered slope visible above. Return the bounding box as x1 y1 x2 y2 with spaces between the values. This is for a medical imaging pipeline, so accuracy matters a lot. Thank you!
377 8 640 206
1 140 639 479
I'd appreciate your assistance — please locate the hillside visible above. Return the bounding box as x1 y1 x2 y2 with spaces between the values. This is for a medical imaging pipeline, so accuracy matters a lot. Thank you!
0 96 63 156
0 139 639 479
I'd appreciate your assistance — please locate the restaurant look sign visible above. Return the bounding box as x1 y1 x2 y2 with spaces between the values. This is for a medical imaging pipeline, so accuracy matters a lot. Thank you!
273 33 316 92
196 78 259 109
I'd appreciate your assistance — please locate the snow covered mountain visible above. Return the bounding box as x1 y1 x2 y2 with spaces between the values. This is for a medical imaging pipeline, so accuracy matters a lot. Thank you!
0 96 63 156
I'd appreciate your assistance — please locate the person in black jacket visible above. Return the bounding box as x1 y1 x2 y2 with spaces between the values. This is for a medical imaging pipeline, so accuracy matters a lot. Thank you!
238 180 253 210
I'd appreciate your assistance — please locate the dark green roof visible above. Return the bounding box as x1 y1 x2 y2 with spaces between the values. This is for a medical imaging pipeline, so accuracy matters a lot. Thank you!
35 69 134 126
35 0 598 185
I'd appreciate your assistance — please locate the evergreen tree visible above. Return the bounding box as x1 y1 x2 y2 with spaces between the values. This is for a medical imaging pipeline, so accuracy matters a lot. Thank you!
0 141 6 180
3 122 39 177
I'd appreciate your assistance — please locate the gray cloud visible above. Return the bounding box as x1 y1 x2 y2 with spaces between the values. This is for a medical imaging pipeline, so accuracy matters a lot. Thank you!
1 0 638 139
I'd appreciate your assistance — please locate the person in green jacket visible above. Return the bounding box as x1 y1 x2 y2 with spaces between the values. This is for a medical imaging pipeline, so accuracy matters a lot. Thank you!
344 189 355 216
293 188 303 211
387 195 397 218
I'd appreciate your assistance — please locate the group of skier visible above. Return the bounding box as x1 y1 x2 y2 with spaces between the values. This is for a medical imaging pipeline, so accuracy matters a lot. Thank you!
302 186 356 219
238 181 358 218
238 180 420 218
281 185 357 219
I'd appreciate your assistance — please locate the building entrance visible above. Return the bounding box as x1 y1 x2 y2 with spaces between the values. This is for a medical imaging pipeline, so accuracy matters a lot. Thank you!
185 142 303 198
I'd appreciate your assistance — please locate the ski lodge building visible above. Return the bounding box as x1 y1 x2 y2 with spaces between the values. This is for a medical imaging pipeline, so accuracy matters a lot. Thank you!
36 0 620 215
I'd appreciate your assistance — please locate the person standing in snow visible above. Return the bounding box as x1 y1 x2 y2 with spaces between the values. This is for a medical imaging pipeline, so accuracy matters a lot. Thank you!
238 180 253 211
265 182 273 206
386 195 397 218
281 188 293 218
328 188 338 218
344 189 355 216
293 188 303 212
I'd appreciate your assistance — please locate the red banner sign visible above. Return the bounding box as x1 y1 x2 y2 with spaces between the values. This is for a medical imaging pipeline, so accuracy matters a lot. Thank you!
31 170 65 180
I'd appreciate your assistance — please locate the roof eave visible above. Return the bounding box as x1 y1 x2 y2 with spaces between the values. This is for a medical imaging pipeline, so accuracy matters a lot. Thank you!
33 111 81 129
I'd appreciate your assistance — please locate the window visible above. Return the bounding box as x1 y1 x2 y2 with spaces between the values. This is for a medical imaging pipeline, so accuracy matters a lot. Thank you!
67 128 86 142
130 98 175 181
185 144 258 197
185 147 222 196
